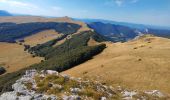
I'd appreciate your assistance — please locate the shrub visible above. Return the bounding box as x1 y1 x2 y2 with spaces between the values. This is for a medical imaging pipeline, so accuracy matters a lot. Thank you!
0 67 6 75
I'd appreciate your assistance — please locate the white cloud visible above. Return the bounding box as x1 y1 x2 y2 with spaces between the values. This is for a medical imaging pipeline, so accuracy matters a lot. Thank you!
0 0 64 16
115 0 124 6
0 0 8 2
0 0 38 9
105 0 139 7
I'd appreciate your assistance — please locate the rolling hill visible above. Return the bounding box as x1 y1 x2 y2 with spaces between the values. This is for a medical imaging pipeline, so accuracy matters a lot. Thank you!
0 16 87 75
0 16 170 98
0 42 43 73
0 22 81 42
0 16 107 94
63 35 170 94
0 16 94 75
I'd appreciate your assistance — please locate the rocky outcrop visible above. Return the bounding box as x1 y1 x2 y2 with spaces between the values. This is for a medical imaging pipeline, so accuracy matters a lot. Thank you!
0 69 168 100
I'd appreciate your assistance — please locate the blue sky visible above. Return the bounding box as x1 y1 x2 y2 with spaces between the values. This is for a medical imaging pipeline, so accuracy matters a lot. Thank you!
0 0 170 26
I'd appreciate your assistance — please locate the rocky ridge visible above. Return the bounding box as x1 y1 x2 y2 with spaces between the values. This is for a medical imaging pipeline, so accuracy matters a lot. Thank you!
0 69 168 100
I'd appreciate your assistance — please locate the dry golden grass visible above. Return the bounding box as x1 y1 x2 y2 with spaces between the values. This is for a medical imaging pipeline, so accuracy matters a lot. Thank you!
0 16 92 48
23 29 63 46
63 35 170 94
0 42 43 74
0 16 91 33
0 16 91 75
87 37 99 46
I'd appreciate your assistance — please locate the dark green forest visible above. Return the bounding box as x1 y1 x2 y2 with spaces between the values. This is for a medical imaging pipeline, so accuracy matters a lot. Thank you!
0 22 81 42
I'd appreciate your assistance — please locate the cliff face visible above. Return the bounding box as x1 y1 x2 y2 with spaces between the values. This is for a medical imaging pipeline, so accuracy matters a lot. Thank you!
0 69 168 100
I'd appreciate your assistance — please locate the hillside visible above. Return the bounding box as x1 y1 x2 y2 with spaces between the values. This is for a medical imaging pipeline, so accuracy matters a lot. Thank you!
0 17 86 75
0 22 81 42
23 29 63 47
1 70 168 100
0 42 43 74
1 16 170 98
0 16 91 32
0 31 106 94
63 35 170 94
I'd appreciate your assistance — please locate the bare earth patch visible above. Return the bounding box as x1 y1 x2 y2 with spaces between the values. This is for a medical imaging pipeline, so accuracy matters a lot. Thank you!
0 42 43 74
63 36 170 94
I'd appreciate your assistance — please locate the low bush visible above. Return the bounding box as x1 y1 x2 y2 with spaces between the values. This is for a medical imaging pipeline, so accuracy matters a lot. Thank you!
0 67 6 75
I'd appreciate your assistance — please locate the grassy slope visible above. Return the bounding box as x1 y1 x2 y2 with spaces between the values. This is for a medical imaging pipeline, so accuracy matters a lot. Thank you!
0 42 43 74
28 31 106 71
0 30 106 94
23 29 63 47
63 35 170 94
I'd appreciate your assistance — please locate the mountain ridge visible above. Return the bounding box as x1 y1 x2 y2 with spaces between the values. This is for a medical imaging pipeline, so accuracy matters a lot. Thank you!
75 18 170 30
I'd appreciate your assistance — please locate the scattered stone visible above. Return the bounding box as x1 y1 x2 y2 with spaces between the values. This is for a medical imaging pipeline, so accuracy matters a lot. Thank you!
63 95 81 100
122 90 137 100
70 88 81 94
46 70 58 75
100 96 107 100
53 84 63 90
0 69 168 100
145 90 164 97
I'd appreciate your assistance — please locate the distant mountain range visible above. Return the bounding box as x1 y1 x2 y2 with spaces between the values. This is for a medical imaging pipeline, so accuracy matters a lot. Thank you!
75 18 170 30
0 10 12 16
87 22 170 42
88 22 140 42
0 10 170 41
74 18 170 41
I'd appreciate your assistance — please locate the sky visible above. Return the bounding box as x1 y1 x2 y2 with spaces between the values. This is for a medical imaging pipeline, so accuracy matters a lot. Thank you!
0 0 170 26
